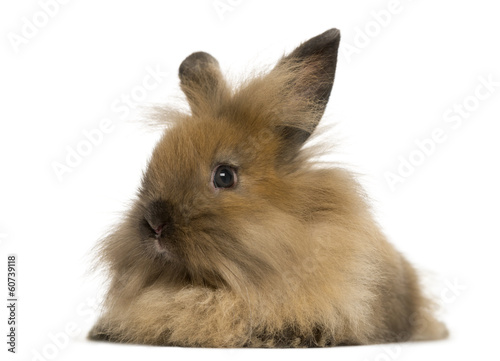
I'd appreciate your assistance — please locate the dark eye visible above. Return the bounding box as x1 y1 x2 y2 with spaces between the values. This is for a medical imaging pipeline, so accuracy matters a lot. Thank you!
213 165 237 189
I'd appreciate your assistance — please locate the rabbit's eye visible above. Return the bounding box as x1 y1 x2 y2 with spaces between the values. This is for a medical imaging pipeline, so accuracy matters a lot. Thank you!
213 165 237 189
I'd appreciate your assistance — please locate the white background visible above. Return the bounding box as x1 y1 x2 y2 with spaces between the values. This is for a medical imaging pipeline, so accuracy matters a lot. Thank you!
1 0 499 360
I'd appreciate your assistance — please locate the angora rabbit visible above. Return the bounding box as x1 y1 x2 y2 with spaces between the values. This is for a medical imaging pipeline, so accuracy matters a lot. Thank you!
88 28 447 347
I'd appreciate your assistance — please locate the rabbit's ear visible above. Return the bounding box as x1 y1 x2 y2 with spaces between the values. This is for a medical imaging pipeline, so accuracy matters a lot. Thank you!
179 52 230 116
273 29 340 158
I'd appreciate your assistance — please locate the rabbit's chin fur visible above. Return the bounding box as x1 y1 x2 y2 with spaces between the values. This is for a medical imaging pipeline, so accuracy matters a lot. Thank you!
88 29 447 347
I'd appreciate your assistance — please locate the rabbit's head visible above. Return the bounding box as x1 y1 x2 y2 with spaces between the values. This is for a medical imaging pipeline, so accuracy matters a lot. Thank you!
102 29 341 294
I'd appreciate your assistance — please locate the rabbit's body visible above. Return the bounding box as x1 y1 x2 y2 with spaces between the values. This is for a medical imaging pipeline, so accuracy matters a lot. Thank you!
89 29 447 347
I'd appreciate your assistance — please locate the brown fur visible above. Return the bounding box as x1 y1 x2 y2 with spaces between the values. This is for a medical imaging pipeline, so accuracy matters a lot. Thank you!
88 29 447 347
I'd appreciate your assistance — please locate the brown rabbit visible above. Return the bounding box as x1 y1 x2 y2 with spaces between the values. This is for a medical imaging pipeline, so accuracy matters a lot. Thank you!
88 28 447 347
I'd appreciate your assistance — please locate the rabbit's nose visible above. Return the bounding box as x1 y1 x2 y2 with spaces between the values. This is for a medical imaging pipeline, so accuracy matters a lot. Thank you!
152 223 165 235
144 199 175 237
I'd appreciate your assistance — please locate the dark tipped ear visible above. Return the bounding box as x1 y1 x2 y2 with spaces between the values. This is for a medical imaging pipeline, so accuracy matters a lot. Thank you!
179 52 229 116
274 28 340 159
280 28 340 102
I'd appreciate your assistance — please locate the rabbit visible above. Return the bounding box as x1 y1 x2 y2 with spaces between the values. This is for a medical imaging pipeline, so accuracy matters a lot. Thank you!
88 28 448 347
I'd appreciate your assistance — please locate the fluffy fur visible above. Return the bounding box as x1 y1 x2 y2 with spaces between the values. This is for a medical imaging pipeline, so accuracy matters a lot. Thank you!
88 29 447 347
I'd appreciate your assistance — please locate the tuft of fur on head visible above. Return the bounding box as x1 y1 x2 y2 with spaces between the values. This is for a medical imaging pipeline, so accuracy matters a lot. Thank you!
88 29 447 347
